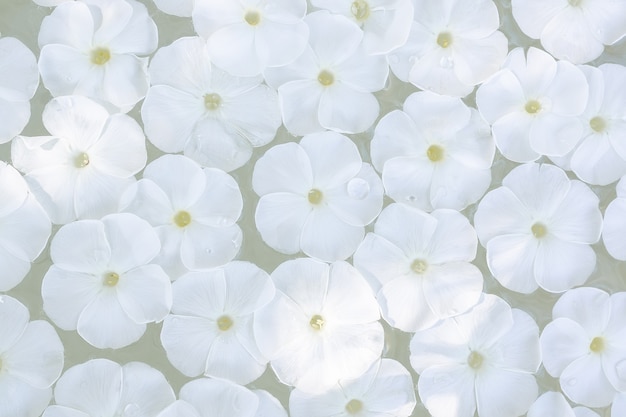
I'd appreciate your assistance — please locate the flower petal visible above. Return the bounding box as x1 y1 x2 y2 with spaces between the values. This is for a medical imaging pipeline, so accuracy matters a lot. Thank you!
116 265 171 323
491 111 538 163
560 354 615 407
101 54 150 110
50 220 111 272
205 330 266 385
326 164 383 227
278 79 325 133
89 114 146 177
548 180 601 243
353 233 409 292
102 213 160 272
116 362 175 416
529 113 583 157
171 270 226 318
37 2 94 50
485 234 539 294
300 131 362 189
552 287 611 336
540 318 590 377
255 193 311 255
423 262 483 320
382 156 435 210
222 262 274 315
488 309 540 372
189 168 242 227
180 223 242 269
475 368 538 417
0 295 29 353
418 364 477 417
300 206 364 261
160 315 217 377
318 83 380 134
253 142 313 196
533 238 596 293
378 275 437 332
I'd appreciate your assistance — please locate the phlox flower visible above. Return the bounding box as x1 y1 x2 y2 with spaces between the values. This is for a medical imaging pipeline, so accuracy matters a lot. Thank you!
120 154 243 279
289 358 416 417
12 95 147 224
160 262 274 385
388 0 508 97
0 37 38 143
37 0 158 112
152 0 193 17
142 36 281 173
476 47 588 163
253 131 383 262
42 359 175 417
410 294 541 417
192 0 309 77
0 162 51 292
512 0 626 64
603 176 626 260
540 287 626 408
371 90 494 211
0 296 64 417
354 203 482 332
310 0 414 55
527 392 600 417
41 213 172 349
254 258 384 394
474 163 602 294
264 10 389 135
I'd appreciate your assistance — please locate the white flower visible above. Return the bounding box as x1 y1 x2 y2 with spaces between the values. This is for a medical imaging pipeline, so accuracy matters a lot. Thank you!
604 176 626 260
12 95 147 224
42 359 175 417
152 0 193 17
141 36 281 172
474 163 602 294
41 213 172 349
476 47 588 162
0 37 38 144
613 393 626 417
253 131 383 262
512 0 626 64
289 358 416 417
160 262 274 385
527 392 600 417
0 295 64 417
37 0 158 112
310 0 414 55
540 287 626 408
0 162 51 292
370 91 494 211
388 0 507 97
264 10 389 135
354 204 482 332
120 154 243 279
254 258 384 394
192 0 309 77
410 294 541 417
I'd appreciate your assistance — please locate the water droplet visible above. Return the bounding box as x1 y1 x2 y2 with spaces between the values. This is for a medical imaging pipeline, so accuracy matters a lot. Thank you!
615 360 626 381
439 56 454 69
123 403 140 417
347 178 370 200
205 248 213 254
406 195 417 202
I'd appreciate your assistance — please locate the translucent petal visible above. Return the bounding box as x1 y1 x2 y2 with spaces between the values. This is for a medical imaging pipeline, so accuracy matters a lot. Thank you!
0 295 29 353
252 143 313 196
300 131 362 189
300 206 364 262
116 265 172 323
486 234 539 294
418 364 476 417
255 192 311 255
533 238 596 293
475 368 538 417
102 213 160 272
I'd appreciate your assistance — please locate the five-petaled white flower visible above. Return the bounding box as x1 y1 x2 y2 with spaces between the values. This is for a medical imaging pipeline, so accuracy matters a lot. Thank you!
253 131 383 262
527 391 600 417
41 213 172 349
474 163 602 294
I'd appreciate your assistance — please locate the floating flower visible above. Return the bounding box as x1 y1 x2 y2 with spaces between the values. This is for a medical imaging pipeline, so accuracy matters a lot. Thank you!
604 176 626 261
0 295 64 417
410 294 541 417
141 36 281 172
254 258 384 393
37 0 158 112
290 358 416 417
41 213 172 349
0 162 51 292
388 0 507 97
42 359 175 417
354 203 482 332
264 10 389 135
527 391 600 417
511 0 626 64
120 154 243 278
160 262 274 385
12 95 147 224
476 47 588 162
370 91 494 211
310 0 414 55
192 0 309 77
253 131 383 262
474 163 602 294
540 287 626 408
0 37 38 143
152 0 193 17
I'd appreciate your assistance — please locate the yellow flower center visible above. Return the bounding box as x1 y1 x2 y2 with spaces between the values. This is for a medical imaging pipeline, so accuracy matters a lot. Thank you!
437 32 453 48
174 210 192 228
525 100 542 114
411 259 428 274
244 10 261 26
590 336 604 352
590 116 606 133
217 315 233 331
310 314 325 330
204 93 222 111
308 189 323 204
427 144 445 162
345 399 364 414
103 272 119 287
317 69 335 86
350 0 370 21
531 222 547 238
91 47 111 65
467 350 484 369
74 152 90 168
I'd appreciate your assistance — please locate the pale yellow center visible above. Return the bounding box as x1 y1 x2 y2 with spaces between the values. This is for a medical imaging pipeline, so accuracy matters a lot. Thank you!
103 272 119 287
345 399 364 414
351 0 370 21
318 69 335 86
467 351 484 369
427 144 445 162
308 189 323 204
244 10 261 26
174 211 192 228
437 32 453 48
310 314 325 330
525 100 542 114
74 152 90 168
91 47 111 65
590 336 605 352
204 93 222 111
590 116 606 133
531 222 547 238
411 259 428 274
217 315 233 331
